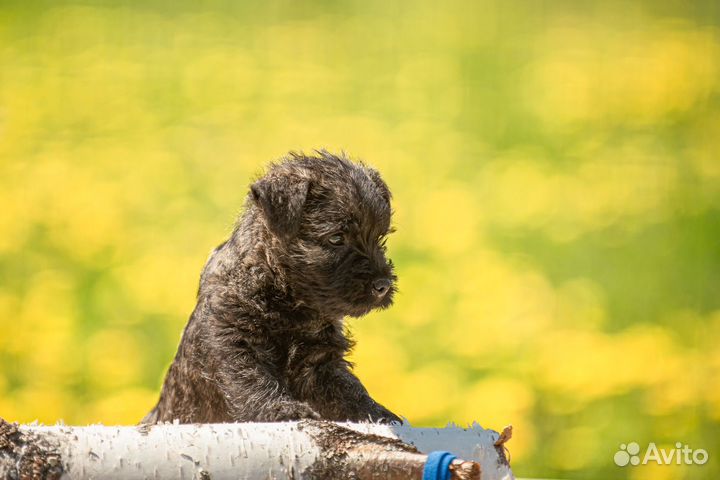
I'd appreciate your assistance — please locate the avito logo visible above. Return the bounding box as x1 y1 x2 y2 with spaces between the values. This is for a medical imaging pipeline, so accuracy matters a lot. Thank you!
614 441 708 467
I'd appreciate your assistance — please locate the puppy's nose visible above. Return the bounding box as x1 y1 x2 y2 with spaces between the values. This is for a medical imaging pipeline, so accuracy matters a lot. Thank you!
372 278 391 297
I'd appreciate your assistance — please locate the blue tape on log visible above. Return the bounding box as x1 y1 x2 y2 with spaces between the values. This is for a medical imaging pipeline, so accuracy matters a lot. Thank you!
423 451 457 480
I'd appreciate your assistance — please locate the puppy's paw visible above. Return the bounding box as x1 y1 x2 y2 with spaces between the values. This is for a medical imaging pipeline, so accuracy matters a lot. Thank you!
368 405 402 425
271 401 321 421
375 414 402 425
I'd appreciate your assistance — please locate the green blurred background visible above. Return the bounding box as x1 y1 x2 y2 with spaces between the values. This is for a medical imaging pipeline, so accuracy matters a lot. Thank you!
1 1 719 478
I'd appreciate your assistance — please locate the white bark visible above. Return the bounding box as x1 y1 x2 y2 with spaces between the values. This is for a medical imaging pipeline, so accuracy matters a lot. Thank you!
0 419 514 480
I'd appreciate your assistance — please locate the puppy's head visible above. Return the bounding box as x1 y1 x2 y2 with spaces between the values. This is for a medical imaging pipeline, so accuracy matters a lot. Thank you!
250 151 396 317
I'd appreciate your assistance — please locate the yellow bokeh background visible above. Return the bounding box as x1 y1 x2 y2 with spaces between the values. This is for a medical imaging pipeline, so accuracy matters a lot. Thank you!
1 1 718 478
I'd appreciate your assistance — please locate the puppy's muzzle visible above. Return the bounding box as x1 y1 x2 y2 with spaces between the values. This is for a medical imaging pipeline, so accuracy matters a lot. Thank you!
371 278 392 298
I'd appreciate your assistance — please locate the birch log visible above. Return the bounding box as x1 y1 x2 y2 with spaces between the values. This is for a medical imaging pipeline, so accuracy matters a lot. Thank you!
0 417 514 480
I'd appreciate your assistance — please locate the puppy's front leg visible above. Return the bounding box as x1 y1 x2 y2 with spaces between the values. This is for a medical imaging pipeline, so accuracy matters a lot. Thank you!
211 342 320 421
308 362 401 424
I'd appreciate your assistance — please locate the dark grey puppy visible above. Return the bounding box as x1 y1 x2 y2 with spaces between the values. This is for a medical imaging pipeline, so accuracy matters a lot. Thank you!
143 151 400 424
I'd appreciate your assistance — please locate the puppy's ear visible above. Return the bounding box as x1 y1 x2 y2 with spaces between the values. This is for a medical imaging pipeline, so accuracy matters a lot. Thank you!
251 176 310 239
367 168 392 204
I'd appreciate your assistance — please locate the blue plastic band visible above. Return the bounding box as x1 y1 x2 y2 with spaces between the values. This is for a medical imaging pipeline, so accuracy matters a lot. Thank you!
423 451 457 480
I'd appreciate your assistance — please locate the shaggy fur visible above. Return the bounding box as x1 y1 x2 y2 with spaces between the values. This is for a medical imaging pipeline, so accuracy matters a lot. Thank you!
143 151 401 424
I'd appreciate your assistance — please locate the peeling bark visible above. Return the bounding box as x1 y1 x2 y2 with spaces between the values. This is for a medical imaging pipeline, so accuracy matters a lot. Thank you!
0 418 63 480
0 417 514 480
302 421 480 479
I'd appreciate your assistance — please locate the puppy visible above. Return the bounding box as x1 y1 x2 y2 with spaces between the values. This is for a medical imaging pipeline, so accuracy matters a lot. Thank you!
143 151 400 424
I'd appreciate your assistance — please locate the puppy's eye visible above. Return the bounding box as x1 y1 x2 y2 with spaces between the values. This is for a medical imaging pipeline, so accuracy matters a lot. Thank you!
327 233 345 246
